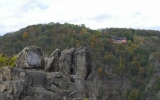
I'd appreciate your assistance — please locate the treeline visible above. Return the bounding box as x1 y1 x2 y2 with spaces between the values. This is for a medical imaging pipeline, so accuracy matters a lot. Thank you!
0 23 160 99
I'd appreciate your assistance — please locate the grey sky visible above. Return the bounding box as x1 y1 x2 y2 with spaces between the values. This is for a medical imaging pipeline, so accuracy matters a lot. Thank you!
0 0 160 35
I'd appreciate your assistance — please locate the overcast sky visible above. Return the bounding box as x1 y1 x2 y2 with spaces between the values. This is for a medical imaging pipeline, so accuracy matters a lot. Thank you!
0 0 160 35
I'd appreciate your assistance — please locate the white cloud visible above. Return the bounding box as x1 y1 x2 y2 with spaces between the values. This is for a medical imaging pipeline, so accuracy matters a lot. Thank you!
0 0 160 35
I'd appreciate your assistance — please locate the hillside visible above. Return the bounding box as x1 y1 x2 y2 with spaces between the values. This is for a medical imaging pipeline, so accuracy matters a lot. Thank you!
1 22 160 99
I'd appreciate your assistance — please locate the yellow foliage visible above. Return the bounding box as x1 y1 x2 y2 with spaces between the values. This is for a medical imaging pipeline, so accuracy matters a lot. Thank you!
90 42 94 47
0 54 7 67
97 67 102 74
76 43 81 48
7 55 17 67
0 54 17 68
84 98 89 100
22 32 29 39
80 29 87 34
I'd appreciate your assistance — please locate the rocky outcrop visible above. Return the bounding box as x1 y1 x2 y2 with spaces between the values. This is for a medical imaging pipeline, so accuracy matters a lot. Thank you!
74 47 92 80
44 49 60 72
44 47 92 81
0 46 99 100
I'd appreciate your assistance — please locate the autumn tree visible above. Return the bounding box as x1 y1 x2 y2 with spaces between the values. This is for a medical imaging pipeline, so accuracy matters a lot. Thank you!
117 56 126 75
22 32 29 39
97 67 103 78
128 89 139 100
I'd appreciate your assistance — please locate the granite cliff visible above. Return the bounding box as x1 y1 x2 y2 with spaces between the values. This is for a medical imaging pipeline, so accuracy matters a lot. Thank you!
0 46 101 100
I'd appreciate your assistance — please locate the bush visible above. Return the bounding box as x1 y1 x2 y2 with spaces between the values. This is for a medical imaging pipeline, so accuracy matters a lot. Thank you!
0 54 17 68
128 89 139 100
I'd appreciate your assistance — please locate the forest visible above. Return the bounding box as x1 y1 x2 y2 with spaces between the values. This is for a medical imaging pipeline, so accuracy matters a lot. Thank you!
0 22 160 100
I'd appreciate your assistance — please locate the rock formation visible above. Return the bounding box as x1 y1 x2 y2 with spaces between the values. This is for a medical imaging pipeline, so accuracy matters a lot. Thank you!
0 46 99 100
16 46 44 69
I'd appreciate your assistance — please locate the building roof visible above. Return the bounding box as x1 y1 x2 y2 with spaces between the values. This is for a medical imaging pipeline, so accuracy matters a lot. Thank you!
111 35 126 40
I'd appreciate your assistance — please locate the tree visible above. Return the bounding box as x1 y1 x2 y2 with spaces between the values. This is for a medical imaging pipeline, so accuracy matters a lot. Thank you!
128 89 139 100
90 42 94 48
117 56 126 74
22 32 29 39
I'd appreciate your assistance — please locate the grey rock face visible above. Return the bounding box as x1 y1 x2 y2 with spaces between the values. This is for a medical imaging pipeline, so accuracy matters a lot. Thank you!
46 72 68 92
44 49 60 72
58 47 92 80
0 66 27 82
74 47 92 80
0 67 30 100
70 75 85 92
44 47 92 81
68 90 84 99
59 48 75 74
0 67 12 81
26 70 46 87
0 46 97 100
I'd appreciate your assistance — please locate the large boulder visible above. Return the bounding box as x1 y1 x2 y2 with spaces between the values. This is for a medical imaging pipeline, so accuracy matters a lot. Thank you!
44 49 61 72
59 48 75 75
16 46 44 69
